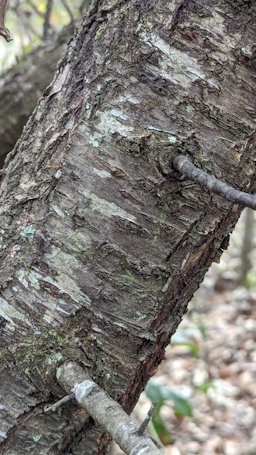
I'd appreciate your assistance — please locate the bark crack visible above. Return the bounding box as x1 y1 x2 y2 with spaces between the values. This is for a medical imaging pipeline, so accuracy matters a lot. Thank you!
170 0 194 33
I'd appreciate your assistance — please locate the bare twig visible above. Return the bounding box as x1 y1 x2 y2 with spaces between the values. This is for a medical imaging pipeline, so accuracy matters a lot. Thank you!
173 154 256 210
44 392 74 413
60 0 74 23
0 0 11 42
16 4 41 40
57 362 162 455
138 402 157 436
43 0 54 41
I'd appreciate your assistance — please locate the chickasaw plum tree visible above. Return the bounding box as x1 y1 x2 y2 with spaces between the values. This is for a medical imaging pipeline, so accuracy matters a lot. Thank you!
0 0 255 454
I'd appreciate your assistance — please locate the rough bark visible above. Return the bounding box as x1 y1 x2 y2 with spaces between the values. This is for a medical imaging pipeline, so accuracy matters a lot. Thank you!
0 0 256 454
0 23 74 168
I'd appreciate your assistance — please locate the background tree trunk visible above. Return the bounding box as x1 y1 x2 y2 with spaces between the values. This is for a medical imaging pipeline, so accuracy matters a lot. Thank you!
0 23 74 168
0 0 256 454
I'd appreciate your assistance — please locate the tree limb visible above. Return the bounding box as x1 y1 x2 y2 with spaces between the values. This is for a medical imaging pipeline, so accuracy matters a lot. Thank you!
43 0 54 40
57 362 161 455
60 0 74 23
173 154 256 210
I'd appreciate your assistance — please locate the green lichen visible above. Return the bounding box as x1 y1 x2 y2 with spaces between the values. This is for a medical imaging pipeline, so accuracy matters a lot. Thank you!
46 352 63 365
69 240 94 261
141 18 153 31
89 132 103 148
240 46 253 58
19 225 36 241
56 366 62 379
15 328 69 379
160 262 170 271
118 270 159 293
60 232 94 263
32 434 42 443
120 5 128 15
16 256 30 268
153 214 166 236
195 153 209 167
168 135 177 144
65 119 74 130
135 311 147 321
47 329 68 344
83 245 94 261
186 104 195 115
95 22 107 39
92 138 99 148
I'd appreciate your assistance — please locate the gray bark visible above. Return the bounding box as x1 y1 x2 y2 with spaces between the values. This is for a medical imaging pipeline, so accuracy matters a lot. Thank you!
0 23 74 167
0 0 256 454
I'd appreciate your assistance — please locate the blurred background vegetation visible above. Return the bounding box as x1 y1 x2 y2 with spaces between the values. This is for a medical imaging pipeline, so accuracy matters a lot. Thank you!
1 0 90 71
0 3 255 454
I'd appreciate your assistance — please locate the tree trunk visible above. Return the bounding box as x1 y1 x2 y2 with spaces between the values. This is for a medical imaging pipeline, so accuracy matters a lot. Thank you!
0 23 74 168
0 0 256 454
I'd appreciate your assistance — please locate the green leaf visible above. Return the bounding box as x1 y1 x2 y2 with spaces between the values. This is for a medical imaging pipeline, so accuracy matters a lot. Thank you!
146 381 193 418
145 381 165 404
167 390 193 418
151 413 173 445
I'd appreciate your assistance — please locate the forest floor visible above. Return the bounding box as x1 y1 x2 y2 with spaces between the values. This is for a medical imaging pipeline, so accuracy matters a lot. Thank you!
113 210 256 455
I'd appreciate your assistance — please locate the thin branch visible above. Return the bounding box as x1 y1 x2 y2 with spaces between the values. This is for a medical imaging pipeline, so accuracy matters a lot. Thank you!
60 0 74 23
57 361 162 455
0 0 11 42
44 392 74 413
138 402 157 436
173 154 256 210
16 5 41 40
27 0 44 18
43 0 54 41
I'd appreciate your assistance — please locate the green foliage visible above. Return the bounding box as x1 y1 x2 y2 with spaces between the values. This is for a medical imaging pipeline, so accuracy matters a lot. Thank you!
243 271 256 288
143 320 215 444
194 380 213 394
145 380 193 444
172 331 200 358
146 380 193 418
